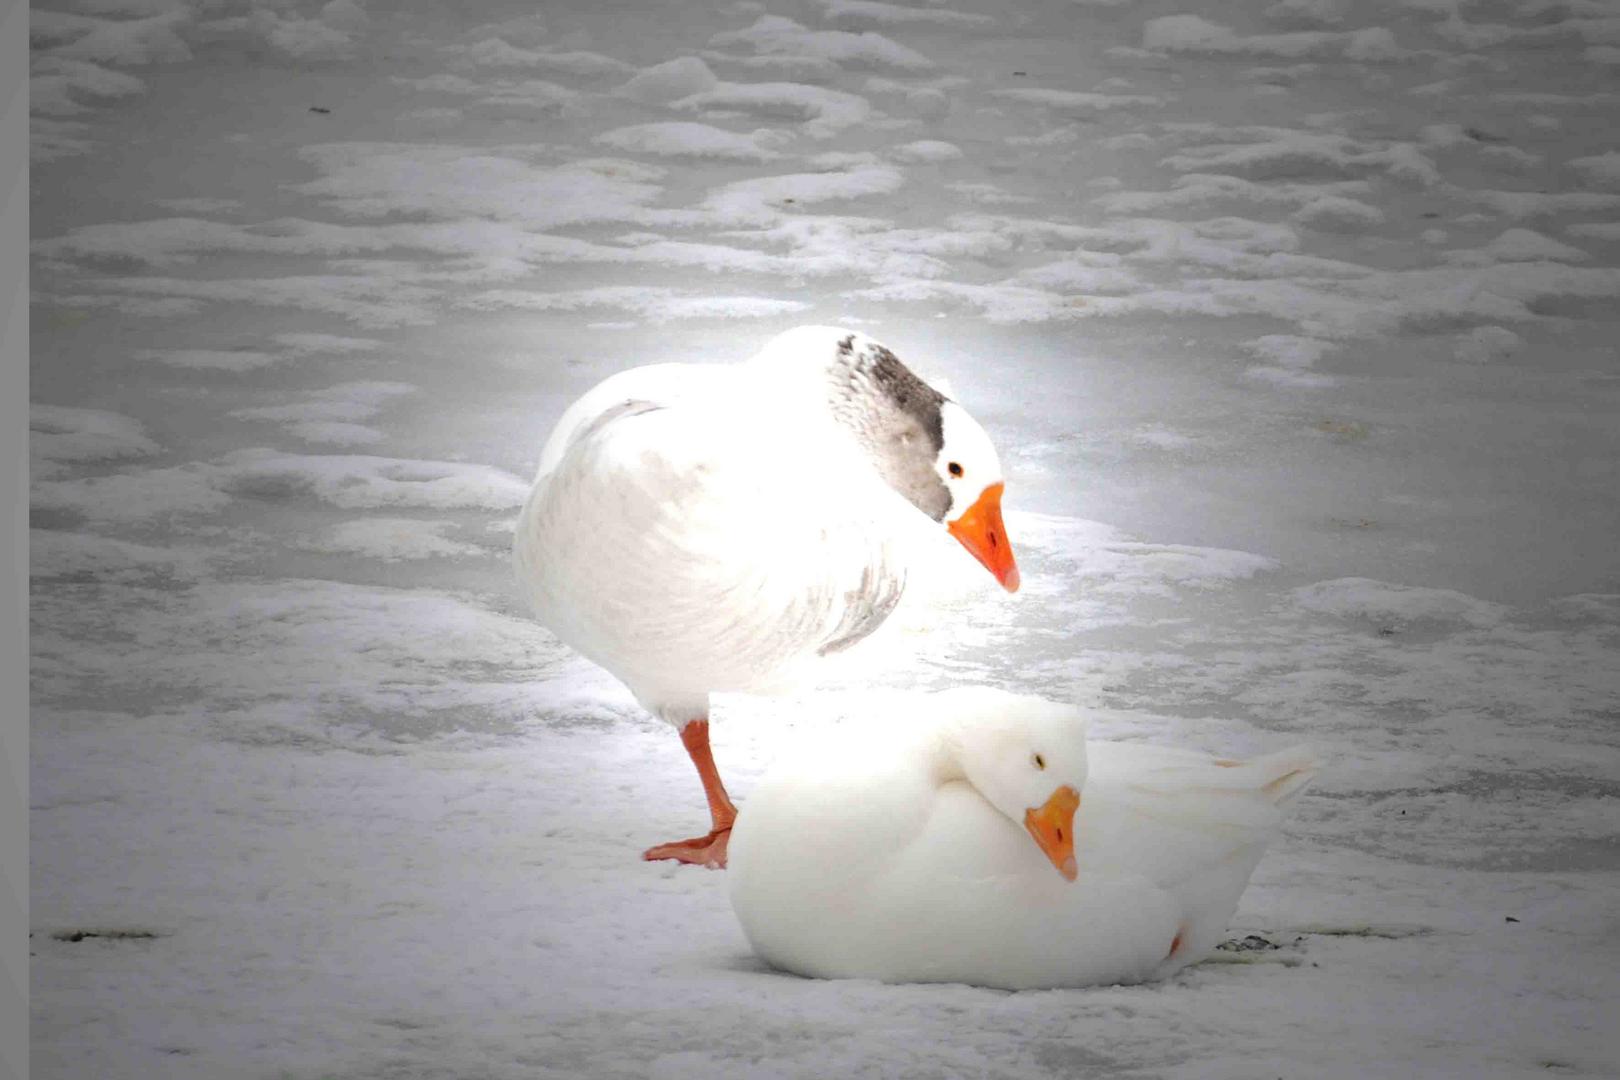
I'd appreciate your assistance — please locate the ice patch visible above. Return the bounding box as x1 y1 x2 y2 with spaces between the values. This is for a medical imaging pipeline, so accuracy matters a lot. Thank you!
1096 174 1379 215
1144 15 1342 58
1451 326 1522 363
1480 228 1590 264
215 450 530 512
1245 366 1338 388
862 75 949 120
133 347 283 371
889 139 962 163
991 88 1164 114
1549 594 1620 624
300 519 493 561
31 404 162 479
945 181 1033 206
1014 512 1279 598
1568 222 1620 242
700 164 905 223
295 143 663 226
1159 131 1438 186
1292 578 1507 629
1462 189 1620 218
33 449 530 525
30 530 209 585
31 117 95 162
1343 27 1409 62
1245 335 1336 368
1291 195 1385 231
459 286 810 322
1570 151 1620 189
1264 0 1348 24
1065 256 1620 339
700 50 844 85
53 12 192 66
672 80 872 139
844 278 1069 322
30 57 147 117
711 15 934 71
251 6 363 63
34 577 579 740
155 197 241 214
32 461 235 524
618 56 718 104
92 273 438 328
1243 332 1340 387
1017 259 1140 295
459 13 548 48
33 291 203 317
273 332 382 356
230 381 416 445
814 1 993 29
479 78 591 111
594 122 785 162
448 38 632 77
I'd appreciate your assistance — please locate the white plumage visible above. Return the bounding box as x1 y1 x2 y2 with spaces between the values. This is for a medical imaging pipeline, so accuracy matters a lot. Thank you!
514 327 1019 866
727 687 1319 988
518 363 900 718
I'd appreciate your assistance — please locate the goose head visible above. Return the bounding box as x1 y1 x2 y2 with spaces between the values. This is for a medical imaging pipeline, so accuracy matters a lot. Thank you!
936 401 1017 593
754 325 1020 592
934 687 1087 881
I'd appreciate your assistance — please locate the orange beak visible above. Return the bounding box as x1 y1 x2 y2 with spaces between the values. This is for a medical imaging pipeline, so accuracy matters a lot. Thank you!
1023 785 1079 881
946 482 1020 592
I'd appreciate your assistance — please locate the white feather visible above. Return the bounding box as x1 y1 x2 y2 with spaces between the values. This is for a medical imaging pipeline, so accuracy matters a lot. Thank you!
727 687 1319 989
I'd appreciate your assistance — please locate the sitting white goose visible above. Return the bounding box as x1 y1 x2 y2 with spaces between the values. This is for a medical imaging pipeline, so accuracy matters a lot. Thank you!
514 327 1020 868
727 687 1319 989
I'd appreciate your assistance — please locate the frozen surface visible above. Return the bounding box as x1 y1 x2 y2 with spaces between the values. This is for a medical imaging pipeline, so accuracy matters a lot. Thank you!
28 0 1620 1077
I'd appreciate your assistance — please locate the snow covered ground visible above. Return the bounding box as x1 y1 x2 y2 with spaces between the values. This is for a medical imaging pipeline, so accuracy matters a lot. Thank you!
28 0 1620 1076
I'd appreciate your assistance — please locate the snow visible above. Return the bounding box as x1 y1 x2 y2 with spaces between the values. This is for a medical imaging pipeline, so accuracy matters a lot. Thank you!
451 38 632 78
52 12 192 65
230 381 417 445
671 79 873 139
710 15 936 72
619 56 720 105
28 0 1620 1077
300 518 496 562
595 121 786 162
817 1 993 30
991 87 1165 114
31 405 161 469
889 138 962 163
1571 150 1620 187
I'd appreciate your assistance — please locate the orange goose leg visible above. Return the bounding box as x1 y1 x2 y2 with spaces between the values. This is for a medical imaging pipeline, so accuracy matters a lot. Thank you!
643 718 737 869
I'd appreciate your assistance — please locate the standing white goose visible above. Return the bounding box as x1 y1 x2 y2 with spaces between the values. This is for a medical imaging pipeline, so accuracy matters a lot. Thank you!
514 326 1020 868
728 687 1319 988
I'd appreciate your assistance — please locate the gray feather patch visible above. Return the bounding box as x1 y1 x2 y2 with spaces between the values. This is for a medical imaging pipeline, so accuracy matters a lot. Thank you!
840 334 946 453
832 335 953 521
817 562 906 655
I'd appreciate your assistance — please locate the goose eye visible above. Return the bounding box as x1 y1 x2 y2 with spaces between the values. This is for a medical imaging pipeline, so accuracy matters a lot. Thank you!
1033 753 1046 770
948 461 964 478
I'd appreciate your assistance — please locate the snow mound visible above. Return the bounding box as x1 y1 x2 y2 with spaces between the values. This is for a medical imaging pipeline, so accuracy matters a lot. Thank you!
711 15 934 71
619 56 718 104
595 122 784 162
672 80 873 139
